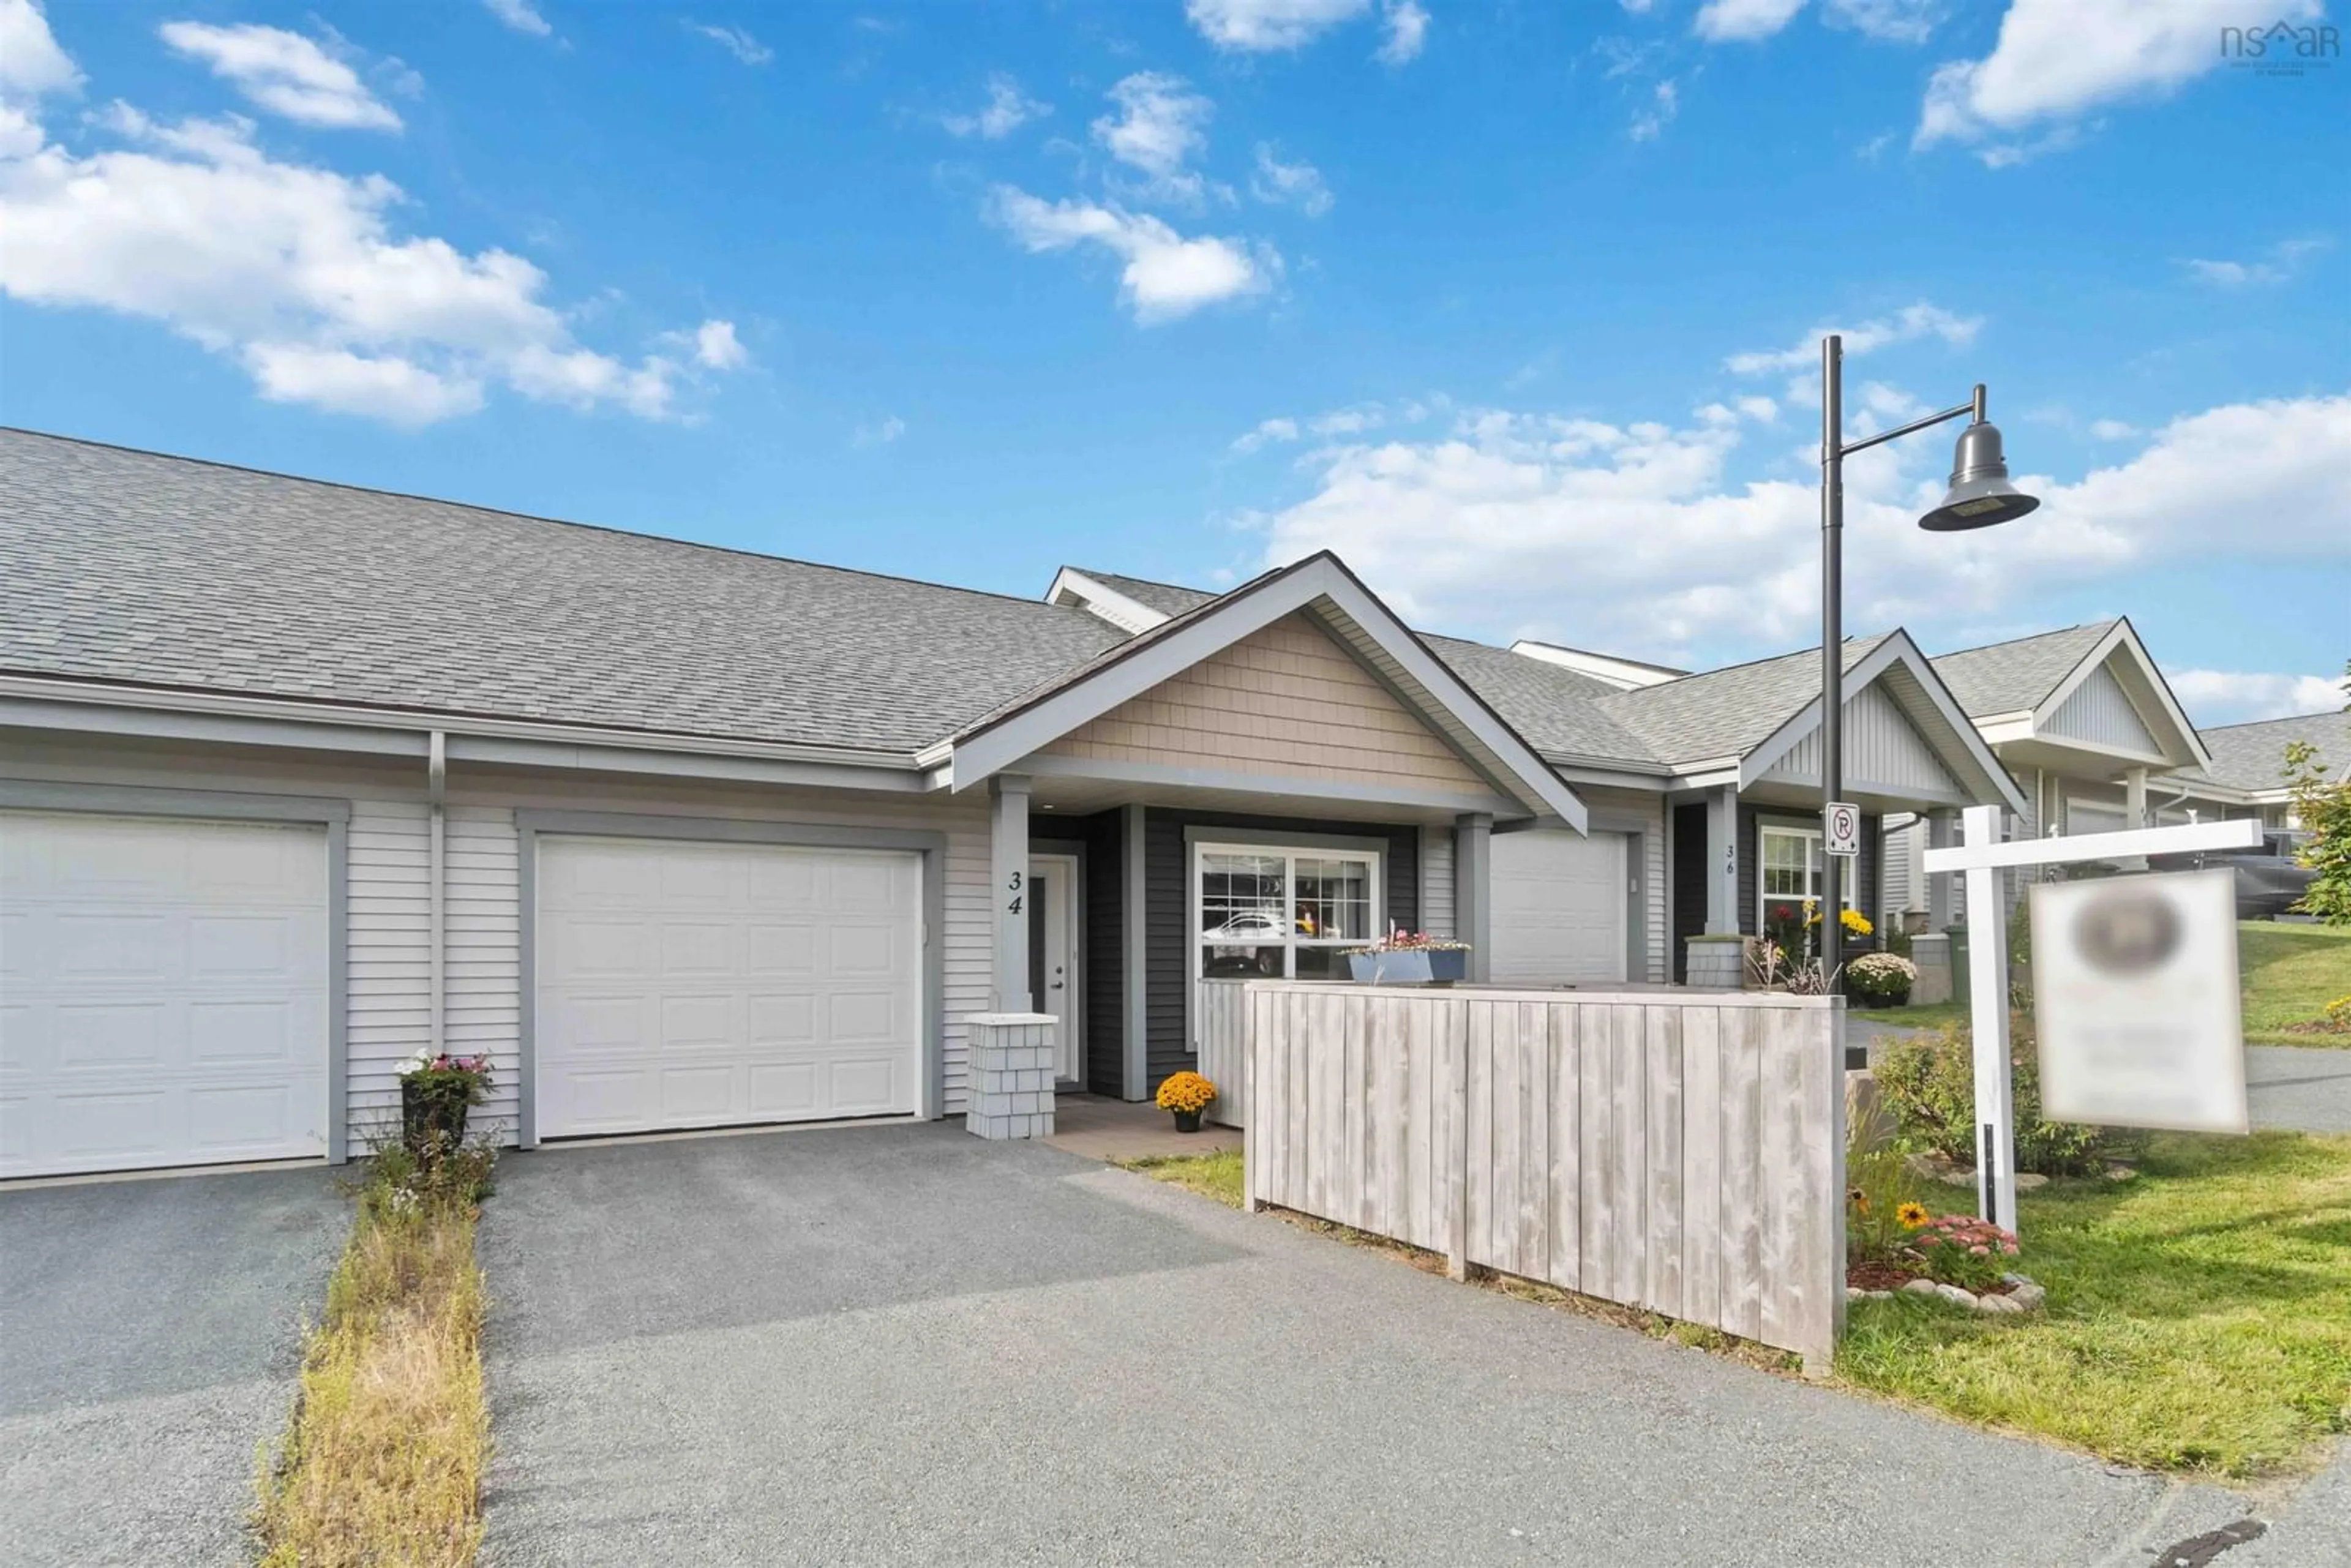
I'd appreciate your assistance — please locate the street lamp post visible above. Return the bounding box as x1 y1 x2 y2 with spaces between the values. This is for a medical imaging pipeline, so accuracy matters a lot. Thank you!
1819 334 2039 1062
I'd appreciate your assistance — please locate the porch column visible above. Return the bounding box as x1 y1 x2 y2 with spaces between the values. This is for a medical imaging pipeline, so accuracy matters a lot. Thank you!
1925 808 1959 931
1453 812 1492 982
990 774 1031 1012
1704 784 1739 935
2125 765 2149 831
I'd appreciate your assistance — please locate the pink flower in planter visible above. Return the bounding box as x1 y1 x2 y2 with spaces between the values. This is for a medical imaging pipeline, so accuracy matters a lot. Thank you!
1969 1244 1990 1256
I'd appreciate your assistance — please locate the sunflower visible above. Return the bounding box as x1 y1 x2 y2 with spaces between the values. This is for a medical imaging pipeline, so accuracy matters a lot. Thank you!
1896 1201 1930 1228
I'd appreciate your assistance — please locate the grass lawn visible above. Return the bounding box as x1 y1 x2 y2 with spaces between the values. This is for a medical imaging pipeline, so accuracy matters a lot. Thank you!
2240 920 2351 1046
1838 1131 2351 1479
1124 1147 1245 1208
255 1153 492 1568
1851 1000 1966 1030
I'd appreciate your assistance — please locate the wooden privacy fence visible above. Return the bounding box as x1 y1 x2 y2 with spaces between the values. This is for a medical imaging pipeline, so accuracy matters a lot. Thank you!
1242 982 1846 1364
1196 980 1251 1127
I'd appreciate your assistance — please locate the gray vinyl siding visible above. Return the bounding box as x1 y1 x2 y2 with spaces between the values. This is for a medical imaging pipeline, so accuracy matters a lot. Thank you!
444 806 522 1139
1420 825 1456 939
2044 664 2161 756
1146 808 1418 1092
347 801 439 1150
1760 683 1965 797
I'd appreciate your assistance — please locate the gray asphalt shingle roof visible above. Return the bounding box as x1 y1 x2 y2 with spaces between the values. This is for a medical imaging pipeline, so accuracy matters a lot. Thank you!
1419 634 1666 767
1594 637 1895 768
2194 710 2351 792
0 429 1127 755
1929 621 2117 718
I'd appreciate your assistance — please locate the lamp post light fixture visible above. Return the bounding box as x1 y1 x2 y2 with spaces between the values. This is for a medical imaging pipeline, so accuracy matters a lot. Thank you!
1818 334 2037 1060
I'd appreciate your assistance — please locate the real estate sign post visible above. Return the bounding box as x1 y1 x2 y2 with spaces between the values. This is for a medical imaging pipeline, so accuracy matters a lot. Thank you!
1922 809 2260 1235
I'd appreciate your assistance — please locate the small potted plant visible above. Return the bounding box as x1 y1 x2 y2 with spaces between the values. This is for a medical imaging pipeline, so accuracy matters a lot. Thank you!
396 1049 492 1159
1845 951 1919 1008
1346 928 1471 985
1156 1070 1217 1133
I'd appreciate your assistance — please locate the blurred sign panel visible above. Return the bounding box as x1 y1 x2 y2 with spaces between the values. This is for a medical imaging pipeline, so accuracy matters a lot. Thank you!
2030 869 2246 1135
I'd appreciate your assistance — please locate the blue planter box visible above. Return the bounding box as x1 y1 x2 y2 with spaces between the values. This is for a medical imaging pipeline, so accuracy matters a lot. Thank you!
1348 948 1469 985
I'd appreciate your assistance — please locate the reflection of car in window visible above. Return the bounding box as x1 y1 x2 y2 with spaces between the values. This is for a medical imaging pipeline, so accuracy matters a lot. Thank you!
1204 910 1286 940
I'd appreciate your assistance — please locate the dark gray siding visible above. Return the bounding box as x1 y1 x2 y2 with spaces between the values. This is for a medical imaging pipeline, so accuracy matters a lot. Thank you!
1671 802 1707 981
1070 809 1126 1095
1144 809 1419 1092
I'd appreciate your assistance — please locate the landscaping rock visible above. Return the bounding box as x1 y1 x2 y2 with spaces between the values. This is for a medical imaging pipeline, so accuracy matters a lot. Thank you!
1934 1283 1979 1308
2013 1172 2049 1191
2007 1281 2045 1311
1864 1289 1894 1300
2102 1163 2138 1182
1904 1152 1976 1188
1900 1278 1941 1297
1974 1291 2025 1314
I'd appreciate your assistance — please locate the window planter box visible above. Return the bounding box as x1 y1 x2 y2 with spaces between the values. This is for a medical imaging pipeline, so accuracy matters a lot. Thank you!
1348 948 1468 985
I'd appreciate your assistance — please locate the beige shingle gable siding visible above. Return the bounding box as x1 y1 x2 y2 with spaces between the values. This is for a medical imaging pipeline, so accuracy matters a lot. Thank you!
1042 613 1491 792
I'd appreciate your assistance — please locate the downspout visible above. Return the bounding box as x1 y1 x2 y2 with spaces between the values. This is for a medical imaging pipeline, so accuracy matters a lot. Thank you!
429 730 446 1056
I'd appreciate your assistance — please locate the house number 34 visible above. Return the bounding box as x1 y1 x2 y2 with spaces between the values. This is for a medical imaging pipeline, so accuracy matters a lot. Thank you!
1005 869 1022 915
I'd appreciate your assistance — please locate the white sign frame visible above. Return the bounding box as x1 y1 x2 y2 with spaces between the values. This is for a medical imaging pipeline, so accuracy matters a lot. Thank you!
1921 807 2260 1234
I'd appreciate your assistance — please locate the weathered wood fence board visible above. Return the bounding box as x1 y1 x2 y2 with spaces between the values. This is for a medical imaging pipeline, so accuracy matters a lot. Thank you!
1196 980 1251 1127
1243 982 1845 1363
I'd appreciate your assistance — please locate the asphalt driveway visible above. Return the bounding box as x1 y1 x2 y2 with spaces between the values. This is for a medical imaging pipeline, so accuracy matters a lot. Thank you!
2246 1044 2351 1135
0 1166 347 1568
479 1125 2263 1567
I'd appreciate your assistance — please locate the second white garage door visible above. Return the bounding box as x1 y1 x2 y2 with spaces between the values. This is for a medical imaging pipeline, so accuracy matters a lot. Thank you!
534 836 923 1138
1488 829 1629 986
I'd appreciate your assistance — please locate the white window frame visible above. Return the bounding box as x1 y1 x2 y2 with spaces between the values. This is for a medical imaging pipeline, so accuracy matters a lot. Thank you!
1191 841 1384 980
1756 822 1854 935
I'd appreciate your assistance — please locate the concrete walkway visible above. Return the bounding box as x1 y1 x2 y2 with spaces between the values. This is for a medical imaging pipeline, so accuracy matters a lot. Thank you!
1043 1092 1243 1161
0 1166 347 1568
2246 1045 2351 1135
478 1126 2262 1567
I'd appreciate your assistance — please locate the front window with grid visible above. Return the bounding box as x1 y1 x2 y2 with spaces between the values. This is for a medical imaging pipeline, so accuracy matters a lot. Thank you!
1195 846 1379 980
1758 823 1853 955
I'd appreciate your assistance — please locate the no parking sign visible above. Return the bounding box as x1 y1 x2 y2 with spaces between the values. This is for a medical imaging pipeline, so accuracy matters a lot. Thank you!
1824 800 1860 858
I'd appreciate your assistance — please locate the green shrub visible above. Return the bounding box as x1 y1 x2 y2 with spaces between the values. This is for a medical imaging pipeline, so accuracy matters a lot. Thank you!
1875 1015 2112 1176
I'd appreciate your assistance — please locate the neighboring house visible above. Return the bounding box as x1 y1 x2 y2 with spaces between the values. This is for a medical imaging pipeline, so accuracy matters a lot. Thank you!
1 431 2019 1180
2177 710 2351 831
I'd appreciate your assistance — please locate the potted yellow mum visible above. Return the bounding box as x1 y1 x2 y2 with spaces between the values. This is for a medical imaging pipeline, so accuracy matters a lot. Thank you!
1157 1070 1217 1133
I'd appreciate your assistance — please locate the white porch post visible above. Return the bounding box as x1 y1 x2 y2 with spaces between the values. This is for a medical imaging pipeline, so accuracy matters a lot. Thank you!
2125 766 2149 831
1704 784 1740 934
990 774 1032 1012
1453 812 1492 981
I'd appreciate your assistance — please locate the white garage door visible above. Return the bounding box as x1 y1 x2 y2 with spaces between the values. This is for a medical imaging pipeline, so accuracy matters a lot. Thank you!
535 836 923 1138
1 810 330 1178
1488 829 1629 986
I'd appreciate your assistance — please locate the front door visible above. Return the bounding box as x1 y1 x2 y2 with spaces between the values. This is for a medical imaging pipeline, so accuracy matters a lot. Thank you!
1027 854 1082 1086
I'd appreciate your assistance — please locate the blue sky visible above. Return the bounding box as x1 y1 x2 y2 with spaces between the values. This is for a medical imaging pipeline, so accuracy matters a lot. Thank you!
3 0 2345 722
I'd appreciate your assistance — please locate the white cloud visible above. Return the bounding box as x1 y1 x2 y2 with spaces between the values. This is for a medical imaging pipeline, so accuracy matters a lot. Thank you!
2088 418 2138 440
1232 415 1300 453
1187 0 1371 51
1092 72 1213 203
1693 0 1805 42
481 0 552 38
1250 144 1332 217
1725 301 1981 375
158 21 400 131
1629 79 1678 141
988 186 1273 324
0 21 740 426
1245 386 2351 660
2183 238 2330 288
853 414 906 447
3 0 80 97
1377 0 1430 64
1824 0 1942 43
688 318 746 369
942 72 1048 139
2169 670 2347 726
1916 0 2321 163
687 23 771 66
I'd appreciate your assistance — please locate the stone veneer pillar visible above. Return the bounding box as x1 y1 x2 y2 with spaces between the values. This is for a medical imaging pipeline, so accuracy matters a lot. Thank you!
1910 932 1953 1005
963 1013 1058 1140
1683 932 1748 989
